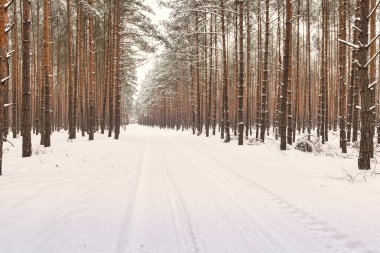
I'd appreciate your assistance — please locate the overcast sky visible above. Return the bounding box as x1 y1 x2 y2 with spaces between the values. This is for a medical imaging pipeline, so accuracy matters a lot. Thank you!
135 0 171 96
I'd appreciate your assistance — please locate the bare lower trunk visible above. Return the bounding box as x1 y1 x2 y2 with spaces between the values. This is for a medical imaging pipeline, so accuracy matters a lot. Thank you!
22 0 32 157
279 0 292 150
357 0 372 170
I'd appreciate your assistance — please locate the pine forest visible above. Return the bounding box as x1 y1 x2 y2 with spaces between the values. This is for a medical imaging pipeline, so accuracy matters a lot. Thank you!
0 1 380 252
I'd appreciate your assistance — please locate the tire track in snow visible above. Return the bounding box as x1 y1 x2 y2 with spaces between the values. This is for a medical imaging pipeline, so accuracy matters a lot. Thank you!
165 137 290 253
240 177 372 252
162 172 182 253
179 137 374 253
159 140 201 253
114 139 148 253
163 166 201 253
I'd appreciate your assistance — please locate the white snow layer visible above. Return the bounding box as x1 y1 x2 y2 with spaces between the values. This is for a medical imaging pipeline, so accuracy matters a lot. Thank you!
0 125 380 253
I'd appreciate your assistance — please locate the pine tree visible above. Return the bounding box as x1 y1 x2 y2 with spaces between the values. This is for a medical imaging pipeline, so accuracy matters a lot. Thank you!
43 0 51 147
237 0 244 145
88 0 95 141
21 0 32 157
339 0 347 153
12 0 18 139
0 0 9 175
68 0 75 140
357 0 372 170
221 0 230 143
260 0 269 142
279 0 292 150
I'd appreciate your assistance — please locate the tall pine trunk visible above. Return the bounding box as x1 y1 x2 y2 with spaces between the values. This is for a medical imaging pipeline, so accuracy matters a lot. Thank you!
88 0 95 141
245 0 251 139
237 0 244 145
339 0 347 153
357 0 372 170
68 0 75 139
114 0 121 139
43 0 51 147
307 0 312 140
279 0 292 150
12 1 18 139
260 0 269 142
0 0 9 174
221 0 230 142
21 0 31 157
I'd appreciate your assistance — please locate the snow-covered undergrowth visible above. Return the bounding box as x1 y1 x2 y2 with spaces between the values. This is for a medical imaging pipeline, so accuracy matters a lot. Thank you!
0 125 379 253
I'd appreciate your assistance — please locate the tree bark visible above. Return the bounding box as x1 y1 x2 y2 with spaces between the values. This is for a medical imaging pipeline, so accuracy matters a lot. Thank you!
306 0 312 140
237 0 244 145
260 0 269 142
357 0 372 170
245 0 251 139
88 0 95 141
339 0 347 153
43 0 51 147
221 0 230 142
279 0 292 150
0 0 9 174
114 0 121 139
12 0 18 139
68 0 75 139
21 0 31 157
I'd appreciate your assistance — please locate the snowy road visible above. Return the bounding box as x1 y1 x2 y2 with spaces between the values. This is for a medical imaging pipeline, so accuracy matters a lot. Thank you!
1 125 380 253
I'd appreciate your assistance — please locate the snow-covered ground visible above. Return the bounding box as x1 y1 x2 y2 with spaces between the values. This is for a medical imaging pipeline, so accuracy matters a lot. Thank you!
1 125 379 253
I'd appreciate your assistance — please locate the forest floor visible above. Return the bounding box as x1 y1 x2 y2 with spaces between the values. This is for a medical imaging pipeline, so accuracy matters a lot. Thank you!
0 125 380 253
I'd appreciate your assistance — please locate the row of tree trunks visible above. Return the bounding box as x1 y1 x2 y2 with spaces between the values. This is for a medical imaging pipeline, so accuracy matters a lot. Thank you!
0 0 140 175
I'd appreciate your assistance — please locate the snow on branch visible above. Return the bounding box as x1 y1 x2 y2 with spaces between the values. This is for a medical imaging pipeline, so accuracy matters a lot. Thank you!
2 136 14 147
4 0 13 10
5 22 14 34
1 76 9 83
364 49 380 68
353 25 363 33
368 81 377 89
6 50 14 59
366 33 380 48
338 39 359 49
368 1 380 19
353 59 361 67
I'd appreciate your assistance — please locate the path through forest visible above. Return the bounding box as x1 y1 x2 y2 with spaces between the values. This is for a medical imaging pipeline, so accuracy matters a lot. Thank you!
0 125 379 253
